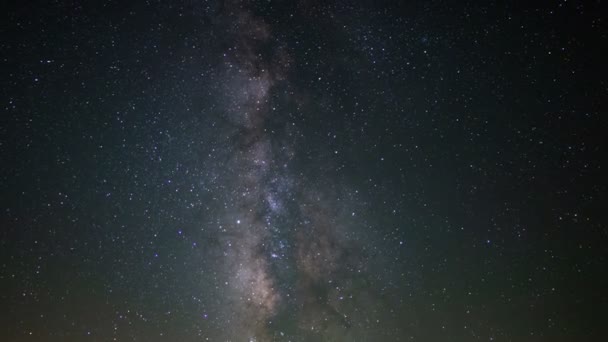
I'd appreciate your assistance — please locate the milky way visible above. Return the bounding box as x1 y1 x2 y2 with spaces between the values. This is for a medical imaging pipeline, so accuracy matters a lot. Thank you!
213 3 369 339
3 1 607 341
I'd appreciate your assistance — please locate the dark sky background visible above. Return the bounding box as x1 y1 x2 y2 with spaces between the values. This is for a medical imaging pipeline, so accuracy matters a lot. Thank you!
1 1 607 341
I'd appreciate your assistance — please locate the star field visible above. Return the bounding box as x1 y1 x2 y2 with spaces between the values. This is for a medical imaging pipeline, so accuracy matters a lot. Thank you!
1 1 607 341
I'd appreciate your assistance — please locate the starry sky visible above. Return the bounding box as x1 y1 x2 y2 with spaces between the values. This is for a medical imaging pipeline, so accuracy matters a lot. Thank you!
1 1 607 341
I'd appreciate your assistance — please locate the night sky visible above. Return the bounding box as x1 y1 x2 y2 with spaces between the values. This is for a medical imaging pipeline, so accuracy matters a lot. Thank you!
2 1 607 341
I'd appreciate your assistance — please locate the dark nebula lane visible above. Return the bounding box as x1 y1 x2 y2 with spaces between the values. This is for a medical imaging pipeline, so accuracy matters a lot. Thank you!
2 1 607 341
